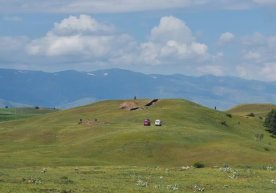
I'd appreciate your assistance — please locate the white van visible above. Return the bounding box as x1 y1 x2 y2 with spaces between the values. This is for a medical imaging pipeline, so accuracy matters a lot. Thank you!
155 119 162 126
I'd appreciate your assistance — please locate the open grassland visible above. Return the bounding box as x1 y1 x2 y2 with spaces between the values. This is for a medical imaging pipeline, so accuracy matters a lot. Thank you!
0 107 58 122
0 99 275 167
0 166 275 193
0 99 275 192
227 103 276 117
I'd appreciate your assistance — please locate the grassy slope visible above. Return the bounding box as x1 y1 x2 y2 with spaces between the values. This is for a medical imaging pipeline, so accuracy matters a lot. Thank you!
0 99 275 168
227 103 276 117
0 107 58 122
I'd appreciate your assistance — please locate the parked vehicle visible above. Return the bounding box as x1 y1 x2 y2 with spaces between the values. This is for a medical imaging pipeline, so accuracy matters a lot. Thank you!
144 119 151 126
155 119 162 126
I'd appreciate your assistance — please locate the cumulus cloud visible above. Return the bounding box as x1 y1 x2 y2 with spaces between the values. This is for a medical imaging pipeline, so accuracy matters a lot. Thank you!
227 32 276 80
24 15 211 74
27 15 135 61
241 32 266 46
149 16 193 44
236 66 250 78
218 32 235 45
241 33 276 64
244 51 262 60
2 14 276 81
261 63 276 80
51 15 115 36
140 16 208 65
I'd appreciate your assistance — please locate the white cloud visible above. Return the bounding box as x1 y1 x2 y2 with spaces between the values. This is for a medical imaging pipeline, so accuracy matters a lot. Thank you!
150 16 194 44
0 0 273 13
62 0 193 13
2 14 276 81
2 16 22 21
253 0 276 5
244 51 262 60
51 15 115 36
27 15 135 60
0 36 29 64
236 66 250 78
25 15 210 73
140 16 208 65
218 32 235 45
241 32 266 46
241 33 276 64
261 63 276 80
196 65 225 76
0 36 28 53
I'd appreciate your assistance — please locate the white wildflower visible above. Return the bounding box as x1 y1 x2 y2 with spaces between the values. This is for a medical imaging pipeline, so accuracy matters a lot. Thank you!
167 184 179 191
266 166 274 171
136 179 148 187
193 184 205 192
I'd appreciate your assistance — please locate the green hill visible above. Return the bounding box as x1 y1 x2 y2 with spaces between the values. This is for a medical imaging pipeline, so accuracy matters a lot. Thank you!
227 103 276 117
0 99 275 168
0 107 58 122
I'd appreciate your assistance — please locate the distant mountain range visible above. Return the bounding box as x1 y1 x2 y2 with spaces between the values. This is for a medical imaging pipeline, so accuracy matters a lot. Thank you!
1 68 276 109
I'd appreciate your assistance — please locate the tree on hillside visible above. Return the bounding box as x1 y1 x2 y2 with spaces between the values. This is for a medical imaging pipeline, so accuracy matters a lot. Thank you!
264 109 276 134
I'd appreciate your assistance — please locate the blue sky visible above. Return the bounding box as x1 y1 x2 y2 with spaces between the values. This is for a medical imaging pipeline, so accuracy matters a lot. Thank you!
0 0 276 81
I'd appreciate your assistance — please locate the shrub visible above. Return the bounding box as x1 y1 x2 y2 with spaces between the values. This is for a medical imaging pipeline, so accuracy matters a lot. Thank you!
264 147 270 151
264 109 276 134
247 113 255 117
226 113 232 118
220 121 228 126
59 176 73 184
193 162 205 168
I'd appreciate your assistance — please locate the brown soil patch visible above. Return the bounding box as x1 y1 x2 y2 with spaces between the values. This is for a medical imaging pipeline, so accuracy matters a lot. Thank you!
119 101 139 110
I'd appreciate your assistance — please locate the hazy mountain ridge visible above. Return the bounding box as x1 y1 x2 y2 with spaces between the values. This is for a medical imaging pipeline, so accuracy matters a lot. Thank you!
1 68 275 109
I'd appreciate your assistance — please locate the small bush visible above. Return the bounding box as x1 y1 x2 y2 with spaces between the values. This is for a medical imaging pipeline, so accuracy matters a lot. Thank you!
193 162 205 168
247 113 255 117
226 113 232 118
264 147 270 151
220 121 228 126
59 176 73 184
60 190 72 193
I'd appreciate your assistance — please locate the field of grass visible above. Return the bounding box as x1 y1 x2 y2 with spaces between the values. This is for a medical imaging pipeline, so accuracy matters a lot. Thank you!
0 166 275 193
0 107 58 122
227 103 276 117
0 99 275 192
0 99 275 167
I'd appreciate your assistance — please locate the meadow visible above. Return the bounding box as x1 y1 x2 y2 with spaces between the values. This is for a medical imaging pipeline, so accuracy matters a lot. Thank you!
0 99 275 192
0 107 57 122
0 165 275 193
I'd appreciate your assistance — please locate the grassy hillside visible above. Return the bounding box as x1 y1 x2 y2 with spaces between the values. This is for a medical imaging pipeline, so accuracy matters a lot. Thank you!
227 103 276 117
0 99 275 168
0 107 58 122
